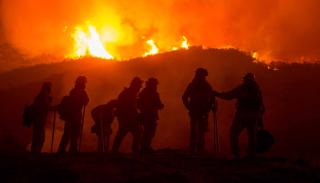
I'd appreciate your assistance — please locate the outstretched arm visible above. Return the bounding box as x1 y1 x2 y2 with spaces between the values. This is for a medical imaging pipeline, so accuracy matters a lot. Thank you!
216 86 242 100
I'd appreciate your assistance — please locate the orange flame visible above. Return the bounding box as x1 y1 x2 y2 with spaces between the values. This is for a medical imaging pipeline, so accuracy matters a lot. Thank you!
69 23 193 60
181 36 189 49
69 24 113 59
143 39 159 57
252 51 258 60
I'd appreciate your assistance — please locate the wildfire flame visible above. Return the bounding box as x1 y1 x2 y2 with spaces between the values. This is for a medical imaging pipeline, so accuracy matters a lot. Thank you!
68 23 192 60
143 39 159 57
181 36 189 49
252 51 258 60
70 24 113 59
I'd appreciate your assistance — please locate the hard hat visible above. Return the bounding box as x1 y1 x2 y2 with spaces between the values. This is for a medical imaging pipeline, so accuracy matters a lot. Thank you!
130 77 143 87
76 76 87 85
146 77 158 86
195 67 208 77
41 81 52 91
243 72 255 81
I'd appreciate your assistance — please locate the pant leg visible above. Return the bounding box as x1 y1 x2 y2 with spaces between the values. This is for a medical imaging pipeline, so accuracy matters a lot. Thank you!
246 125 257 157
189 120 197 152
38 126 45 152
141 123 148 152
96 134 102 152
131 124 142 153
112 126 128 153
94 119 106 152
245 111 259 157
70 119 81 153
31 119 46 154
142 122 157 152
31 125 41 153
230 112 245 158
189 113 198 152
58 121 71 153
97 126 110 152
198 114 208 152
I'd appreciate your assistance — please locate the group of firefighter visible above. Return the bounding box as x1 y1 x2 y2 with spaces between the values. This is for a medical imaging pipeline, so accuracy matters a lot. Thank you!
27 67 265 159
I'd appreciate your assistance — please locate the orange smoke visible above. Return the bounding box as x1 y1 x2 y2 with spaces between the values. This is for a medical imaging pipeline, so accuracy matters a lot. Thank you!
1 0 320 62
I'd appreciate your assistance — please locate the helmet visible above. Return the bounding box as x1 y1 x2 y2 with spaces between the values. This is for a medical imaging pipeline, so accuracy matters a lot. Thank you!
41 81 52 91
130 77 143 87
243 72 255 81
195 67 208 77
146 77 158 86
76 76 87 85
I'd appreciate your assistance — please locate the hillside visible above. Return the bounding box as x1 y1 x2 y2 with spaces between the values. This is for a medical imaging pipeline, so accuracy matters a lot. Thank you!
0 47 320 160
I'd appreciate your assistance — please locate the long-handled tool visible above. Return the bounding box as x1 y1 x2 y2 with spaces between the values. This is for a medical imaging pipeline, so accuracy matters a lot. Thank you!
99 114 105 153
50 111 57 153
78 105 86 152
105 129 111 153
213 99 220 154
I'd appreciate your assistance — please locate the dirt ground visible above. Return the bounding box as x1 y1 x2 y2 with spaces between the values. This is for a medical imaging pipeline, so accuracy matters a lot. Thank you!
0 150 319 183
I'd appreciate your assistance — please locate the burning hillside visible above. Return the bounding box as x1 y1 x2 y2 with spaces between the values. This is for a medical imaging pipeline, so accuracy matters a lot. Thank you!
68 23 190 59
1 0 320 63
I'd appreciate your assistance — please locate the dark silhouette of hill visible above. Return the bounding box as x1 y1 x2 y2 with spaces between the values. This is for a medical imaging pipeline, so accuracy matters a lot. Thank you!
0 44 25 73
0 47 320 160
0 43 60 73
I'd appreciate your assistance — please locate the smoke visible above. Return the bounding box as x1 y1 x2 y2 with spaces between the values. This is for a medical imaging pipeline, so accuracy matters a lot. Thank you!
1 0 320 61
0 0 5 44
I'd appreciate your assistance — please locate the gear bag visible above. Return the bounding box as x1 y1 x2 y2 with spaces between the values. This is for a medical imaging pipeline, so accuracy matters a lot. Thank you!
57 96 72 121
256 129 275 154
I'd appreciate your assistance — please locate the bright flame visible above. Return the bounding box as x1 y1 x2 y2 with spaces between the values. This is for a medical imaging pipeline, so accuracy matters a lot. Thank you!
70 24 113 59
172 47 178 51
252 51 258 60
181 36 189 49
68 24 193 60
144 39 159 56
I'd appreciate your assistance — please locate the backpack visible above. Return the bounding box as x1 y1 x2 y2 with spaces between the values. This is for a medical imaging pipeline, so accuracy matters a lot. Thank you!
23 104 35 127
57 96 72 120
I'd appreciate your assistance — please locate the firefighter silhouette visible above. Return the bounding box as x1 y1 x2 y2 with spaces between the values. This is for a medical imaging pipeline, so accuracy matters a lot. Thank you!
182 68 215 153
138 78 164 153
30 82 53 154
215 73 265 159
91 100 117 152
58 76 89 153
112 77 143 153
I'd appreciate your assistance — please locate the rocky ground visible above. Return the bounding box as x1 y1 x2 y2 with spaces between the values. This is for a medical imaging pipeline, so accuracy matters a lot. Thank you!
1 150 319 183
